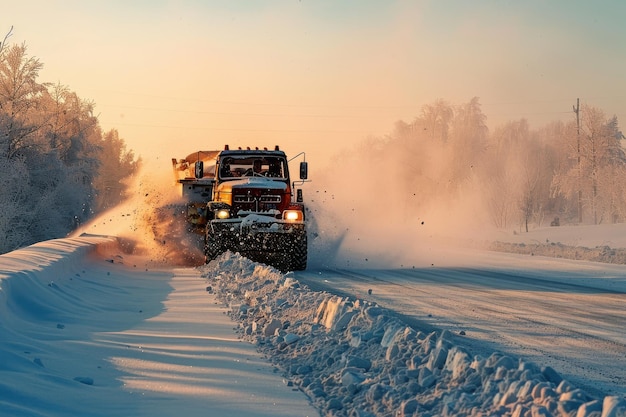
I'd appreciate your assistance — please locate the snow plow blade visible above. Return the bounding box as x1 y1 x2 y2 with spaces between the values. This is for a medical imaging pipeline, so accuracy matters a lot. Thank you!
205 221 307 272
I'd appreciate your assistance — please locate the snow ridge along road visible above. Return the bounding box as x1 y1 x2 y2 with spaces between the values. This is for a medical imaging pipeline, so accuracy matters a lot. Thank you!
202 249 626 417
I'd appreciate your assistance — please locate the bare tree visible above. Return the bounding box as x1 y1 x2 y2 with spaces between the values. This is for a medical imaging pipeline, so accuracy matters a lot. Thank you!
0 26 13 56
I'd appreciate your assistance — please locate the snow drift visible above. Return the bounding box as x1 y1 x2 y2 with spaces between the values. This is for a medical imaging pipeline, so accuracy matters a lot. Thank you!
201 252 626 417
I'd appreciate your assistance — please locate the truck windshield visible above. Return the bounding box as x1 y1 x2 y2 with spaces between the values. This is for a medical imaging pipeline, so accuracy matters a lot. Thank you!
219 156 287 180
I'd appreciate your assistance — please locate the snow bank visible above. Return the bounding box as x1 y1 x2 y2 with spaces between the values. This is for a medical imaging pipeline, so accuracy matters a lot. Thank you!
201 252 626 417
485 223 626 266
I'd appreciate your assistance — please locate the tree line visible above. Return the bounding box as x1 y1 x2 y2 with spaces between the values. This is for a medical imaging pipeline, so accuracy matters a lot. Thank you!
2 31 623 254
345 97 626 232
0 32 139 254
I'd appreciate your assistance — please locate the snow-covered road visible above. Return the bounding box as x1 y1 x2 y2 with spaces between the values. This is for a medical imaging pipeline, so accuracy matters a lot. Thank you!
0 237 318 417
298 249 626 398
2 232 626 416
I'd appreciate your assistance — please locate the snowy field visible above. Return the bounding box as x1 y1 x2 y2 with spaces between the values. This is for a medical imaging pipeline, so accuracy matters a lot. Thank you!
484 223 626 264
1 224 626 417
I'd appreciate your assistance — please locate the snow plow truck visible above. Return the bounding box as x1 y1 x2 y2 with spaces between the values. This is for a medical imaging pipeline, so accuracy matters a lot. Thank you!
172 145 309 271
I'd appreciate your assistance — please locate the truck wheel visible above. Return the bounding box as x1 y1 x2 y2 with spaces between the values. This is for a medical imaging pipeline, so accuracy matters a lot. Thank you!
204 232 222 263
288 233 308 271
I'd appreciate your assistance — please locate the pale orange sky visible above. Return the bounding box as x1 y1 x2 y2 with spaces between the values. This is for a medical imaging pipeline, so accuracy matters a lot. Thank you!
5 1 626 168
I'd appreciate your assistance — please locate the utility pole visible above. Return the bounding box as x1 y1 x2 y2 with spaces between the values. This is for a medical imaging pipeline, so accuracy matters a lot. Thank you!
573 98 582 223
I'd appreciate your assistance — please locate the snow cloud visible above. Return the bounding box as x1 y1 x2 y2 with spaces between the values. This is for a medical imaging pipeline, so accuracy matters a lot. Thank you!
307 137 492 270
73 160 204 267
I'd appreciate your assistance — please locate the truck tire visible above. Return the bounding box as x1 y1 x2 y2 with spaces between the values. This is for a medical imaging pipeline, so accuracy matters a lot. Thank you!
204 232 222 263
288 233 308 271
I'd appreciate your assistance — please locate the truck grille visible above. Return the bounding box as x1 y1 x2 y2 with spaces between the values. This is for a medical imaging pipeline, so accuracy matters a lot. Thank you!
234 194 281 203
260 195 282 203
234 195 254 203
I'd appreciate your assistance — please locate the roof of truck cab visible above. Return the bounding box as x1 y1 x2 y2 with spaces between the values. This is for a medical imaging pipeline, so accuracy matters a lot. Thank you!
219 149 287 158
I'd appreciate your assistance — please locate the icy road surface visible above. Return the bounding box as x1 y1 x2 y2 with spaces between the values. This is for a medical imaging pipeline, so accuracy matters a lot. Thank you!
298 248 626 398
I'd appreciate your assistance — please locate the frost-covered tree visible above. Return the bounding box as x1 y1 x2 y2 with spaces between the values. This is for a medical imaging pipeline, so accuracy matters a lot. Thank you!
544 120 580 221
420 99 453 143
518 135 555 231
40 83 101 216
483 120 530 229
585 112 626 223
0 156 30 250
484 119 556 230
548 106 626 225
0 43 48 159
92 129 140 211
0 39 139 254
448 97 488 189
575 106 626 224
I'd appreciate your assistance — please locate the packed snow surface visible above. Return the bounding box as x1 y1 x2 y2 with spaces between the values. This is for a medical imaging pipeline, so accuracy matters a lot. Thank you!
0 237 316 417
1 226 626 417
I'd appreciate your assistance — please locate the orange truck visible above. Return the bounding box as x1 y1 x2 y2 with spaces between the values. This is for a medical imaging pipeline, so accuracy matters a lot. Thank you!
172 145 309 271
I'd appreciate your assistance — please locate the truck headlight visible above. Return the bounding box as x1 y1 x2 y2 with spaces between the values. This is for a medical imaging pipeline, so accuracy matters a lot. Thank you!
283 210 303 222
215 209 230 219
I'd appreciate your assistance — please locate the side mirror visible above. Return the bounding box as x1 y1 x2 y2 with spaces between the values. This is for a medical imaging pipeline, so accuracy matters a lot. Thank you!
194 161 204 178
297 189 303 203
299 161 308 180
